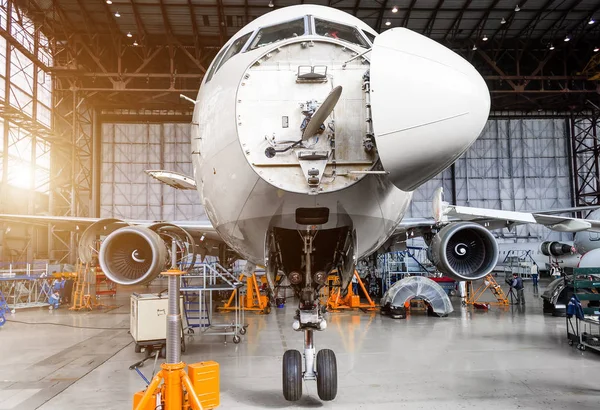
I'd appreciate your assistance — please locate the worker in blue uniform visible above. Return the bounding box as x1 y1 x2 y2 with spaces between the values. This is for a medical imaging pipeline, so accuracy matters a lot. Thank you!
511 273 525 305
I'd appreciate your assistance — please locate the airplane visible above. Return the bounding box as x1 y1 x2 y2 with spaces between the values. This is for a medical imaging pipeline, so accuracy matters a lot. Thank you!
495 241 580 272
4 4 600 403
493 209 600 273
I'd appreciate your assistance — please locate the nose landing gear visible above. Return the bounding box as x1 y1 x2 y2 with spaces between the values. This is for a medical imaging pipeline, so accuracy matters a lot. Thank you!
282 326 338 402
281 227 339 402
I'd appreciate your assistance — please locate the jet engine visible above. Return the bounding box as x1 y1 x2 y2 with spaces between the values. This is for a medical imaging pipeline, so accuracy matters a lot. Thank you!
99 226 168 285
428 222 498 281
98 224 197 286
541 241 572 257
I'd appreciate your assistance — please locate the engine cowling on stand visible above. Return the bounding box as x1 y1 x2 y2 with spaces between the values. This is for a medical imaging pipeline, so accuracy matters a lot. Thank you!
99 224 196 286
428 222 498 281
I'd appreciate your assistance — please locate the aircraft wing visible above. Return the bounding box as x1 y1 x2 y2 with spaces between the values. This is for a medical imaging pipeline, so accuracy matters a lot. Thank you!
0 214 221 242
394 192 600 243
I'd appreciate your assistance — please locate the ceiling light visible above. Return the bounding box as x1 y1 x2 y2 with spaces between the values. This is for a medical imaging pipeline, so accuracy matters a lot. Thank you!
501 17 506 24
115 10 120 17
482 34 488 41
127 32 132 38
588 18 595 25
594 47 599 52
515 5 520 12
549 44 555 50
392 6 398 13
564 35 570 42
385 21 391 26
472 45 477 51
106 0 112 4
268 0 274 7
133 40 138 46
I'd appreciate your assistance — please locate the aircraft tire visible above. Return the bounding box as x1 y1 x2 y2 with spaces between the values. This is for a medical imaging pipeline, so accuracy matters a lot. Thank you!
316 349 337 401
282 350 302 401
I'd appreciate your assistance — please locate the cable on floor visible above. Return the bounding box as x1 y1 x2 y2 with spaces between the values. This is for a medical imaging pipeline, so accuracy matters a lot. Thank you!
6 319 128 330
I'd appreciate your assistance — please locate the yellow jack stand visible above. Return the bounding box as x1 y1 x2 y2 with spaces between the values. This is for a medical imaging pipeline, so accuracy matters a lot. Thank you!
133 263 220 410
219 273 271 314
324 271 377 311
464 274 509 307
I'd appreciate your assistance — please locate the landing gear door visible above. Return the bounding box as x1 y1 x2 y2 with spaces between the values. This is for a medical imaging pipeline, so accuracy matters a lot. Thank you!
370 28 490 192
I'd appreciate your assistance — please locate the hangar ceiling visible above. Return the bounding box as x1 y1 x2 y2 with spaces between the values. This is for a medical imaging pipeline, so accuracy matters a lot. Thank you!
10 0 600 112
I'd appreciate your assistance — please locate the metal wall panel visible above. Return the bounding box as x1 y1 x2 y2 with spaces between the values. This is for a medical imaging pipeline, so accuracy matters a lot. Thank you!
100 123 206 222
409 118 573 242
101 119 573 242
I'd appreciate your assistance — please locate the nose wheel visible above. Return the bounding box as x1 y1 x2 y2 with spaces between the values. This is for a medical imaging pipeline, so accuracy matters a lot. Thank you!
316 348 337 401
282 350 303 401
282 329 338 402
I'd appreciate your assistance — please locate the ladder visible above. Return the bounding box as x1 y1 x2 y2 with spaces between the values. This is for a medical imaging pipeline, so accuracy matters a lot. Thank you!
70 263 93 311
465 274 509 307
181 276 211 331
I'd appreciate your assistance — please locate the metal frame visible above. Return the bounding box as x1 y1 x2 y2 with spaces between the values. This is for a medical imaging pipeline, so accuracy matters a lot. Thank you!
571 106 600 207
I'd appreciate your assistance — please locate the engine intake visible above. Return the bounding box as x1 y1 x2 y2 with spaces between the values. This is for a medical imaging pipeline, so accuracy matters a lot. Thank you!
429 222 498 281
99 226 168 285
541 241 572 257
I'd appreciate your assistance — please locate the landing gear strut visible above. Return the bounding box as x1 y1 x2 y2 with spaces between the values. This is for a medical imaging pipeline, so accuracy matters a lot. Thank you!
282 230 338 402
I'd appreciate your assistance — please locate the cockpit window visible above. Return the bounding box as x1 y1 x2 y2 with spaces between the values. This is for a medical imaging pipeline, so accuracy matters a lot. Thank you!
216 32 252 72
363 30 376 45
248 18 306 50
314 19 369 48
205 45 229 83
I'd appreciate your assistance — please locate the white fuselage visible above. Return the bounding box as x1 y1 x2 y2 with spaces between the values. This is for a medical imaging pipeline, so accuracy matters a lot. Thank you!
495 242 580 271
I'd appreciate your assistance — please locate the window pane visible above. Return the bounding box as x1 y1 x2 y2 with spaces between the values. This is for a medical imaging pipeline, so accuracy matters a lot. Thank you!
363 30 376 45
205 45 230 83
216 32 252 71
36 102 51 127
249 18 305 50
10 47 34 94
315 19 369 48
9 84 33 116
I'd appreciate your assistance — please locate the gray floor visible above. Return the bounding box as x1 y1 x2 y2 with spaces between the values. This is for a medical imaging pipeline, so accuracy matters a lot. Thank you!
1 279 600 410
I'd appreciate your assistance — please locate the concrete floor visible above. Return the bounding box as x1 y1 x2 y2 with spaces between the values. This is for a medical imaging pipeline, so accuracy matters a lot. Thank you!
1 279 600 410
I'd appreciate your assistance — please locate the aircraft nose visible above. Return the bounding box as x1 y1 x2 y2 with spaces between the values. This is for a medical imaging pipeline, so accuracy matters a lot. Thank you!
370 28 491 191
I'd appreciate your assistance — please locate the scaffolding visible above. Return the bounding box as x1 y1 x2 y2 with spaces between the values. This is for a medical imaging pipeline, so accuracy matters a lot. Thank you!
502 250 535 280
377 249 433 293
0 262 52 309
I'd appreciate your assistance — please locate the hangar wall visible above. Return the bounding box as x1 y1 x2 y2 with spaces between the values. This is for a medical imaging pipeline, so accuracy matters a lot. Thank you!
408 118 573 242
100 123 206 222
99 118 573 243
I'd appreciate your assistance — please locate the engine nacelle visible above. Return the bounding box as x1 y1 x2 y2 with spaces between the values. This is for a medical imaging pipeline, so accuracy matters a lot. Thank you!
429 222 498 281
99 226 169 286
541 241 572 257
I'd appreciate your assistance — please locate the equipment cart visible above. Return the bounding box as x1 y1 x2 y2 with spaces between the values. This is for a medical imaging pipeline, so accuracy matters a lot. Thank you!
130 293 186 357
566 268 600 352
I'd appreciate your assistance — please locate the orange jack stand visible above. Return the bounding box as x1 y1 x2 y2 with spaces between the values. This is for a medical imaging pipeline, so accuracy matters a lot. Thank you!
134 266 220 410
464 274 509 307
219 273 271 314
324 271 377 311
133 361 220 410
